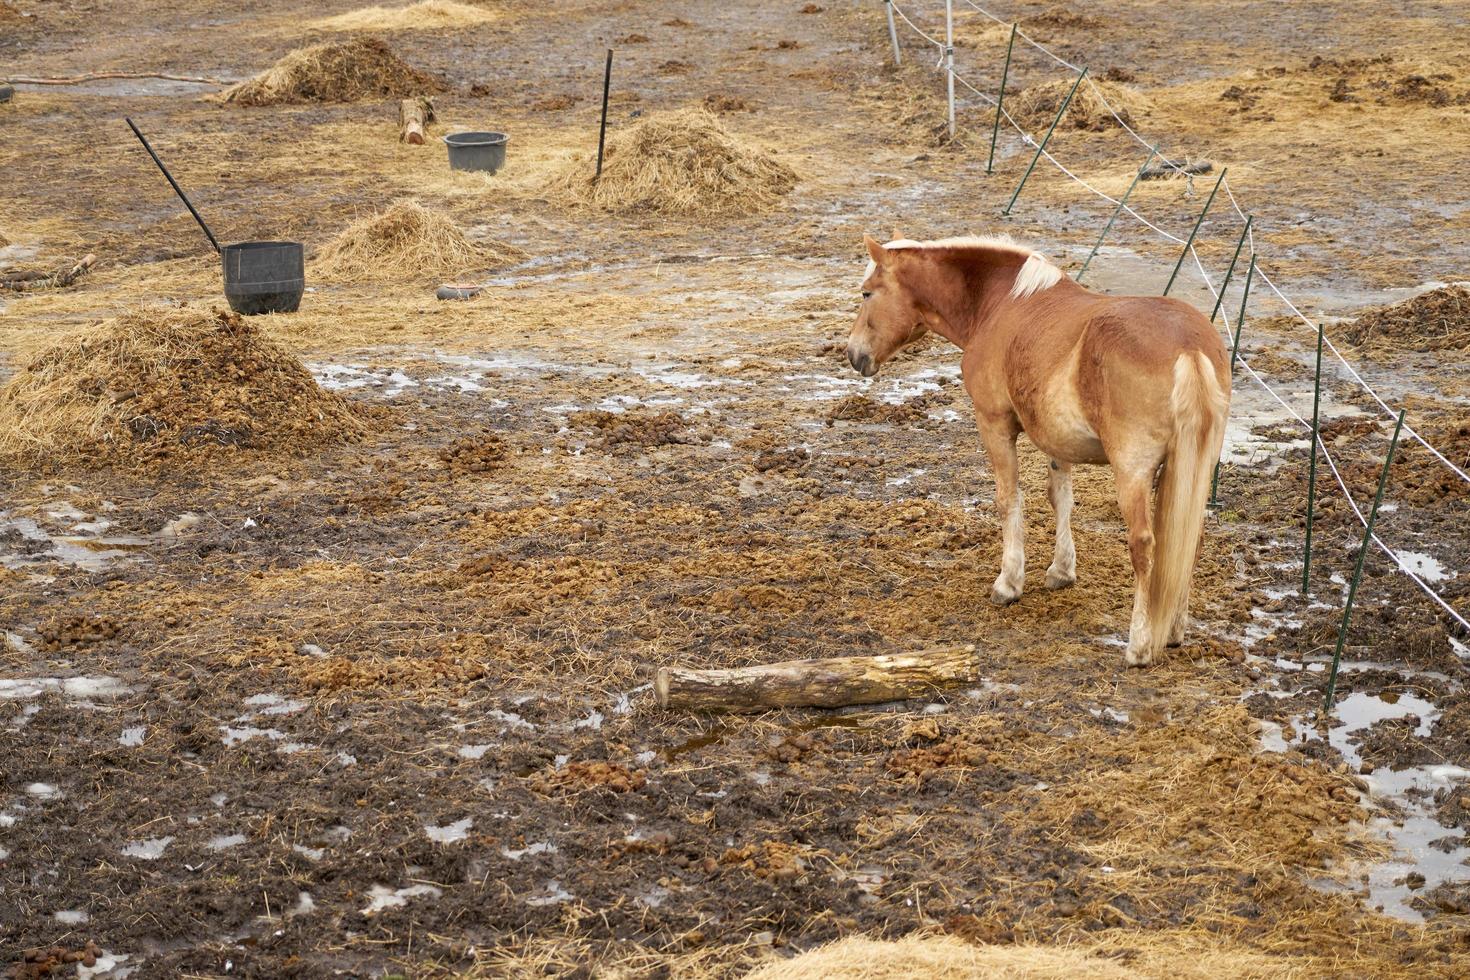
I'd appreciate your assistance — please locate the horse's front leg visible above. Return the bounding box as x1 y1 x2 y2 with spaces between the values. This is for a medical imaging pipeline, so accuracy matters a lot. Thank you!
1044 459 1076 590
978 421 1025 606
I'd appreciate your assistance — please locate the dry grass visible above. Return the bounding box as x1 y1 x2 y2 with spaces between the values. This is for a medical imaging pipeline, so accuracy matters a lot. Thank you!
1010 78 1151 132
308 1 499 33
1338 284 1470 353
0 306 372 468
219 36 441 105
742 932 1336 979
544 107 799 216
313 199 524 282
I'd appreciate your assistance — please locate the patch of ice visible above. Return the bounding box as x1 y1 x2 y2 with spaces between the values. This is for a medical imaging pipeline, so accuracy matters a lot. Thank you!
573 709 604 731
0 676 135 699
458 743 493 760
54 909 89 925
487 709 533 731
119 726 147 747
426 817 473 844
292 844 325 861
206 833 246 851
1396 551 1452 584
26 783 60 799
219 725 286 746
242 693 307 716
121 836 173 860
77 951 131 979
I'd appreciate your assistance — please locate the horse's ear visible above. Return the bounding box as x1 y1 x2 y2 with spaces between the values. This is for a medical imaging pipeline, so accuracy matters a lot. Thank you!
891 228 904 242
864 235 886 266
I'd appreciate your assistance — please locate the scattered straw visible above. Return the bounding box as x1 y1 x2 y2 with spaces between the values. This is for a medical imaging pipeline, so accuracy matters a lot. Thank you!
743 932 1325 979
313 200 524 282
219 36 441 105
1010 78 1150 132
0 306 373 468
1338 284 1470 353
544 107 798 216
308 1 498 33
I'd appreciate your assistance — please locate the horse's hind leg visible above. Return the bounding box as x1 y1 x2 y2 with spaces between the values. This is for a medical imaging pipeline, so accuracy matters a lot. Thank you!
1045 459 1076 590
980 424 1025 606
1115 467 1157 666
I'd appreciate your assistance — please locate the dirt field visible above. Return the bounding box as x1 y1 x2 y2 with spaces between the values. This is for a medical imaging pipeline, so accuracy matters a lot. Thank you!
3 1 1469 976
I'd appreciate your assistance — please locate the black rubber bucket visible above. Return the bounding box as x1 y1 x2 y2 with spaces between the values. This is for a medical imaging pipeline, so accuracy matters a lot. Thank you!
221 241 304 315
0 83 14 104
444 131 507 174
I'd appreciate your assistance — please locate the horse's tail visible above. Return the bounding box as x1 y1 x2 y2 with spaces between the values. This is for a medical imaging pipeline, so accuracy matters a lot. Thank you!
1148 351 1229 644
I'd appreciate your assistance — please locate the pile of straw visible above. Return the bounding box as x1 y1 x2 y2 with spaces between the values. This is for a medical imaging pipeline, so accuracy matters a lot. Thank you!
1339 284 1470 353
545 107 798 216
313 200 523 282
0 306 371 468
220 37 441 105
309 1 498 33
1010 78 1148 132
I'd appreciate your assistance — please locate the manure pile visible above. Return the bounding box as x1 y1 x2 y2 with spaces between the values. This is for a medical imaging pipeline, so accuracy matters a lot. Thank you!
0 306 372 467
313 200 523 282
220 36 441 105
545 107 798 215
1339 284 1470 353
1010 78 1147 131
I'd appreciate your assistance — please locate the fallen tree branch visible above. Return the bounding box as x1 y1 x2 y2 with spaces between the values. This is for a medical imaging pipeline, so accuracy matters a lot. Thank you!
4 72 234 87
655 644 978 713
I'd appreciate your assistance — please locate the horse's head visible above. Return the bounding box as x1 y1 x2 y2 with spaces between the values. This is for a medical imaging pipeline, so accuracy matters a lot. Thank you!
846 235 929 378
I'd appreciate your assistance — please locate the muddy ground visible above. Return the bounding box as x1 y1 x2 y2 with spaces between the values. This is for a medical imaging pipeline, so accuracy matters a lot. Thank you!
2 0 1470 976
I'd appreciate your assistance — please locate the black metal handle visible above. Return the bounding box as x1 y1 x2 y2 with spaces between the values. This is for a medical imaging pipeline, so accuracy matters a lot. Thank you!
125 117 221 254
595 49 613 180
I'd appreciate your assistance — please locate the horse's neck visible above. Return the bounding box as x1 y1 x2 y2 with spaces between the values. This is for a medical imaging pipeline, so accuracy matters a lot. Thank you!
906 250 1020 347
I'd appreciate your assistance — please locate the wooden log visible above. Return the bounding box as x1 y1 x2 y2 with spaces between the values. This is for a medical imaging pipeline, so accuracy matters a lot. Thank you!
399 96 436 145
655 644 977 714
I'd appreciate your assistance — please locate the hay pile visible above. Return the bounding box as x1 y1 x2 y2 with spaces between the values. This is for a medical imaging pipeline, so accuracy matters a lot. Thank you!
1010 78 1148 132
309 1 498 32
220 37 440 105
545 107 798 216
313 200 523 282
0 307 372 467
1338 284 1470 353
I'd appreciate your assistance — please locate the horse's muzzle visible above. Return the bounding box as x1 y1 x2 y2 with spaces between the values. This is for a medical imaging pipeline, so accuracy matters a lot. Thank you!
847 347 878 378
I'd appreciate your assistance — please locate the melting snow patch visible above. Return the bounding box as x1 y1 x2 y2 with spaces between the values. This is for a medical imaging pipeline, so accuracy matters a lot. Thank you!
242 693 307 716
54 909 89 925
26 782 61 799
361 884 441 915
426 817 474 844
1396 551 1451 584
121 837 174 860
0 676 135 699
293 844 325 861
206 834 246 851
76 951 131 979
501 841 557 860
119 726 147 747
220 725 286 746
458 743 493 760
527 880 575 907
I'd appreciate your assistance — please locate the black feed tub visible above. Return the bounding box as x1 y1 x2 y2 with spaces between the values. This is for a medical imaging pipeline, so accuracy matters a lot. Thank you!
222 241 304 315
444 131 508 174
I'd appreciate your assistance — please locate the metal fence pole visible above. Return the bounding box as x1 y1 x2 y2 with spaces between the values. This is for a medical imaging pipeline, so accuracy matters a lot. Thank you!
1162 167 1228 296
1077 145 1156 282
1003 65 1087 216
944 0 956 141
884 0 902 65
1209 215 1252 323
1322 409 1406 713
1302 322 1326 594
986 24 1016 174
1209 255 1257 507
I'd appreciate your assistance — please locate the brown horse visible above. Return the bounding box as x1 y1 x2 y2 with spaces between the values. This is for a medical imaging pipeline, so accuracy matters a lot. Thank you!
847 235 1230 665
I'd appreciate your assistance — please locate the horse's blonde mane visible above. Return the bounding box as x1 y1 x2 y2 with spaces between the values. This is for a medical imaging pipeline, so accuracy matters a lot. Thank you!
874 235 1063 300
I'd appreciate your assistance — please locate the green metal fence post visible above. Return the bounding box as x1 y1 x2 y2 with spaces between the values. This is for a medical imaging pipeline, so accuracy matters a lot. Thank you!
1302 322 1326 594
1209 255 1256 507
1209 216 1253 322
986 24 1017 175
1322 409 1406 714
1003 66 1087 216
1077 145 1156 283
1162 167 1228 296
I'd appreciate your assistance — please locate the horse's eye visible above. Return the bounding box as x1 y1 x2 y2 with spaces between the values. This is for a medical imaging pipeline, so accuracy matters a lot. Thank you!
862 291 872 299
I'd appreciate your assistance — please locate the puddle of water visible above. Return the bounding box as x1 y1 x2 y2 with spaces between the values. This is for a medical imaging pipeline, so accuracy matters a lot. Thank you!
241 693 307 717
1 512 150 572
425 817 473 844
662 727 729 762
501 841 557 861
121 837 173 860
526 880 575 907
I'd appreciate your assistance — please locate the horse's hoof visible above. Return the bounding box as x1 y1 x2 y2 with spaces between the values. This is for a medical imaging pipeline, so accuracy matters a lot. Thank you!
1124 647 1153 667
989 587 1019 607
1165 637 1183 648
1044 570 1075 591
